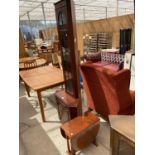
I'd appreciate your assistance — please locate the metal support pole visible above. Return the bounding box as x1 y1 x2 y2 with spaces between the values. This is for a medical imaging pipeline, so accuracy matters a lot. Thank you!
105 7 107 19
41 2 48 40
116 0 119 16
83 8 85 34
83 8 86 54
83 8 85 22
27 12 34 41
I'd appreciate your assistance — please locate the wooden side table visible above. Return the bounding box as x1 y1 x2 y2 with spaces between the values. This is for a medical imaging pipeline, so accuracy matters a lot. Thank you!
109 115 135 155
60 112 100 155
55 90 79 123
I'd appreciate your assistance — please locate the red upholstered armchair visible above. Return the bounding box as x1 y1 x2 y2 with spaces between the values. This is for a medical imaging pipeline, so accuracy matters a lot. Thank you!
80 63 135 121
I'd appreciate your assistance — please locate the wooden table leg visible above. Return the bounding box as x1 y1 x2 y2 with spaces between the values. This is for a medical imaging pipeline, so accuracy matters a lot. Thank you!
24 82 30 97
70 146 75 155
37 91 46 122
67 138 71 154
66 136 75 155
110 128 120 155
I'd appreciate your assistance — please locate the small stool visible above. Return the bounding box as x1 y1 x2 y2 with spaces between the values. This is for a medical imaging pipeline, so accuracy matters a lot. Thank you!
60 112 100 155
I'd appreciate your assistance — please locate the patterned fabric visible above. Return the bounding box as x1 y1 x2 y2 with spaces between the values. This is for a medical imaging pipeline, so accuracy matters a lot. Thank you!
101 52 124 64
84 51 124 71
101 52 106 61
84 52 101 62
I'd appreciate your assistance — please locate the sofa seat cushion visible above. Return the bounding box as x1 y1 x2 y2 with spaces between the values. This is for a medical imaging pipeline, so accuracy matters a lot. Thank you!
93 61 110 67
103 63 122 71
93 61 123 71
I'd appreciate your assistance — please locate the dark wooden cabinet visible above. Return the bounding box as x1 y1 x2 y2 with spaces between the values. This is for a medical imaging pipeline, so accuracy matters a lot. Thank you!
55 0 80 98
54 0 82 120
119 28 132 54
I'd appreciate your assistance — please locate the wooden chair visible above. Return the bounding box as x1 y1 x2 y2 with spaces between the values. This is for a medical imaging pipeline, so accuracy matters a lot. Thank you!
56 54 62 70
53 41 60 53
38 46 54 64
24 59 37 69
53 41 62 69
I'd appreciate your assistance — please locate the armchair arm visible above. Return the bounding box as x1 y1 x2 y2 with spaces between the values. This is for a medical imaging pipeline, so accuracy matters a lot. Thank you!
113 69 131 88
114 69 130 78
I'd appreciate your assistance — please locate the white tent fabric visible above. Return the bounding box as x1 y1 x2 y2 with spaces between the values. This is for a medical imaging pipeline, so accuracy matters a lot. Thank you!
19 0 134 21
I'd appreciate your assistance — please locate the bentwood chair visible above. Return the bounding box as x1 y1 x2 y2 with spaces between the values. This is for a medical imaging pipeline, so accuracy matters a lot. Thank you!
24 59 37 70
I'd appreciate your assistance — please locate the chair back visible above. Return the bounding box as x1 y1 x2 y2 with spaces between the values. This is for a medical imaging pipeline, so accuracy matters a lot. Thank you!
80 63 134 121
34 38 43 46
24 59 37 69
53 41 60 53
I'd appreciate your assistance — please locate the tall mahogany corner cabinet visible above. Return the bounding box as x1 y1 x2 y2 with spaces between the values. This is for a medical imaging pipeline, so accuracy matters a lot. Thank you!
54 0 82 123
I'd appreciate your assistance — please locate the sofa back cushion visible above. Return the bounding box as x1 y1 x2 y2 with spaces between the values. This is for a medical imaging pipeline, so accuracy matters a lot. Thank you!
101 52 124 64
84 52 101 62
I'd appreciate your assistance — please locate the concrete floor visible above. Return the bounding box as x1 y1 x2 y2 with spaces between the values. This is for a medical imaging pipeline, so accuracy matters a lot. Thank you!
19 82 134 155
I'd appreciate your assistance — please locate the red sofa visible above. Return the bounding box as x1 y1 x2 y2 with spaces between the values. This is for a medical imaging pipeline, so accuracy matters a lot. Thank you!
83 51 124 71
80 62 135 121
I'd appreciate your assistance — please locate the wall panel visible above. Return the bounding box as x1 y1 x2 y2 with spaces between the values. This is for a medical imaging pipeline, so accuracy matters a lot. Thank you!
41 14 134 56
19 29 26 58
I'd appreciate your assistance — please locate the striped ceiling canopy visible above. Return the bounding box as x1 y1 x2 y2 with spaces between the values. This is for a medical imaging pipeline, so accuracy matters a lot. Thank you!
19 0 134 21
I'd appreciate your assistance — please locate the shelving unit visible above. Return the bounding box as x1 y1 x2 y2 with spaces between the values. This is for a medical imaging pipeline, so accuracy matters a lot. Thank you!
89 33 98 52
84 32 112 53
98 32 112 50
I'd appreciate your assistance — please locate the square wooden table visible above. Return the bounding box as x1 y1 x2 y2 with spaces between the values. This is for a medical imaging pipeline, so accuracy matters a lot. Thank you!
109 115 135 155
20 66 64 122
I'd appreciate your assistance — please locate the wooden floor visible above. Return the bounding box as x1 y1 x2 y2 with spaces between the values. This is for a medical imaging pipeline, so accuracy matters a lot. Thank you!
19 82 135 155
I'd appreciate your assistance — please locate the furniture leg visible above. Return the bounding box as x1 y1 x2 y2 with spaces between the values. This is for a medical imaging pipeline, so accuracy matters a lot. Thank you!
93 138 98 146
24 82 30 97
110 128 120 155
37 91 46 122
67 138 71 154
61 84 64 89
66 138 75 155
57 102 61 120
51 53 54 65
70 146 75 155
